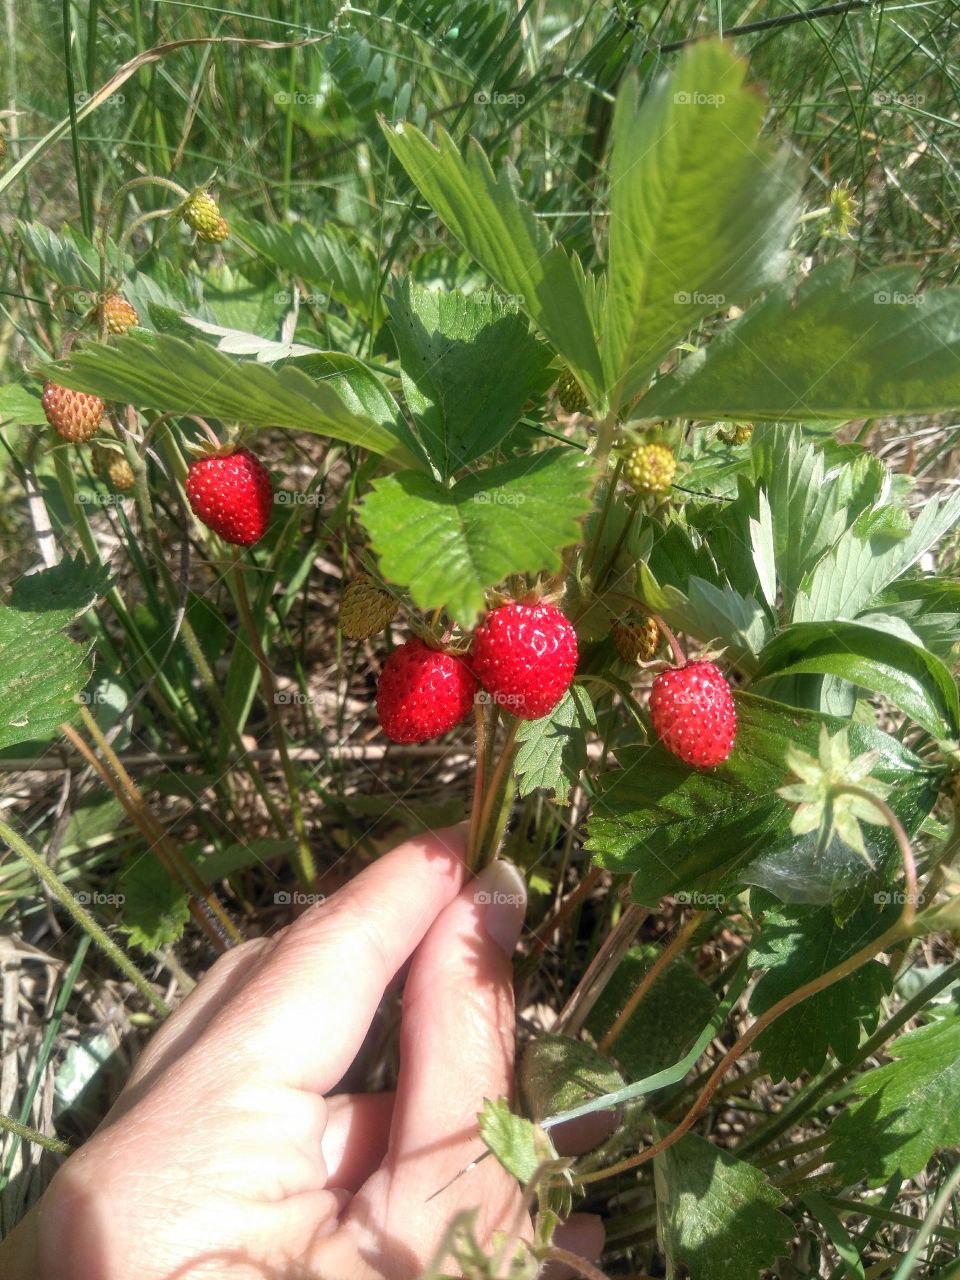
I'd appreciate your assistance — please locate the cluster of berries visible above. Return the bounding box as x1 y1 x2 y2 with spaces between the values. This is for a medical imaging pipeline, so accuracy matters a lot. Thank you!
342 583 737 768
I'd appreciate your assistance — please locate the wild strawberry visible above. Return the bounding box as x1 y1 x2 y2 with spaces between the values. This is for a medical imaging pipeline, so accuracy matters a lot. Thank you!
180 191 229 243
103 293 139 335
93 445 135 492
42 382 104 443
376 637 478 744
649 661 737 768
624 442 676 495
185 448 272 547
339 574 398 640
557 368 589 415
611 616 660 664
471 602 578 721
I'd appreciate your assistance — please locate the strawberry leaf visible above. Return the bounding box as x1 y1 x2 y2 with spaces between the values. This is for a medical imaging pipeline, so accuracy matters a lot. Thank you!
386 281 555 479
359 448 594 624
828 1011 960 1183
585 693 940 906
515 685 596 805
603 41 800 411
653 1129 794 1280
642 262 960 420
51 334 410 461
747 893 895 1081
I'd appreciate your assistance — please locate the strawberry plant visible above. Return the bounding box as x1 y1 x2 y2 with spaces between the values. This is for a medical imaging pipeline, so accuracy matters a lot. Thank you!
3 7 960 1278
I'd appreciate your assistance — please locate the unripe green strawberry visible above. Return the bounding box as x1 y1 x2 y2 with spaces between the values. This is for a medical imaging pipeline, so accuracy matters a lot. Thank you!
103 293 139 335
42 382 104 443
611 616 660 664
720 423 753 446
181 191 229 243
624 442 676 495
339 575 398 640
93 445 135 492
557 368 589 415
0 134 7 164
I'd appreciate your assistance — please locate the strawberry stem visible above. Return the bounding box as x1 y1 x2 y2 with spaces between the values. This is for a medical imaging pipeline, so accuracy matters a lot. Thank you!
655 615 686 667
467 702 488 871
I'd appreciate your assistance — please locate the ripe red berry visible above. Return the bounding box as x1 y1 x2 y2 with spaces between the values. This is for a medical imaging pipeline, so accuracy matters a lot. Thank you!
649 660 737 767
376 638 478 744
471 602 578 721
185 448 273 547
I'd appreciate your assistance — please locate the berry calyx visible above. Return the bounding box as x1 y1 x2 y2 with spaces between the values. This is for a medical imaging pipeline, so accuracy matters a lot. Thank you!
557 368 589 415
185 447 273 547
41 382 104 444
624 442 676 495
180 191 229 243
649 660 737 768
103 294 139 335
376 638 478 744
611 616 660 664
471 601 578 721
339 575 398 640
93 445 135 492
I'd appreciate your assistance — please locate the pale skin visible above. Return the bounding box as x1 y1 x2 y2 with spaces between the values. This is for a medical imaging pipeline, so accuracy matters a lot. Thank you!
1 828 604 1279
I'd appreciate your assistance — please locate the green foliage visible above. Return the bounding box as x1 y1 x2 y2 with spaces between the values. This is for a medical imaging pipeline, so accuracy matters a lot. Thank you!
643 263 960 420
118 858 191 951
515 686 595 805
359 449 593 623
478 1096 560 1185
602 43 800 410
586 694 939 906
52 334 409 459
829 1012 960 1183
653 1129 794 1280
387 282 554 478
748 893 894 1081
518 1034 625 1121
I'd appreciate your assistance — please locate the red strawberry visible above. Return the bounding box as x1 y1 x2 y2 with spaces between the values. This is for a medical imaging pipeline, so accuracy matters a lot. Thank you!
377 638 478 743
471 601 578 721
649 660 736 767
185 448 272 547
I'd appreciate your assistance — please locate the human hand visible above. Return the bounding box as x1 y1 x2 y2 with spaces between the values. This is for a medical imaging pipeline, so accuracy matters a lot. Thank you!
3 828 603 1279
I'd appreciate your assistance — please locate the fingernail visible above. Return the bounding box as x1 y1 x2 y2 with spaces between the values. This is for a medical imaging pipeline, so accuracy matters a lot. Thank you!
473 860 526 955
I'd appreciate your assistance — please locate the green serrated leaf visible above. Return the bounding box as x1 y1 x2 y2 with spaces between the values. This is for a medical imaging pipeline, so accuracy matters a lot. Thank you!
0 383 46 426
118 858 191 951
756 620 960 740
360 448 593 623
387 281 554 478
478 1096 559 1185
515 685 595 805
518 1035 625 1122
585 693 939 906
603 43 799 410
381 118 603 400
747 893 894 1081
829 1011 960 1183
643 262 960 420
50 334 409 460
653 1129 793 1280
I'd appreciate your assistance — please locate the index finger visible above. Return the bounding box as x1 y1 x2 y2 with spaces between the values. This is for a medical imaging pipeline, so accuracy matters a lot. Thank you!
198 825 468 1093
